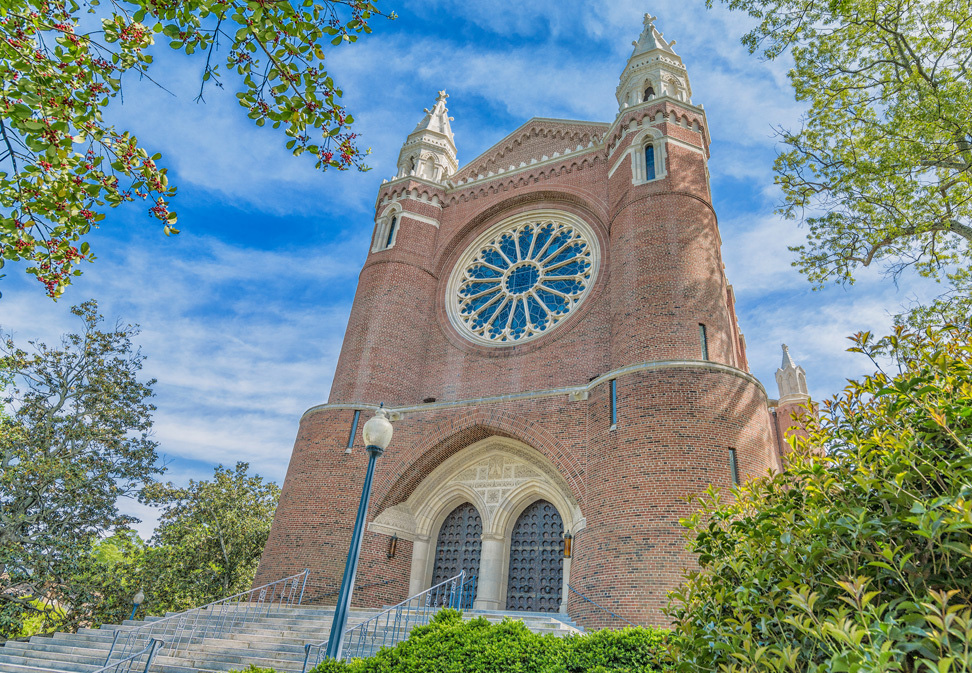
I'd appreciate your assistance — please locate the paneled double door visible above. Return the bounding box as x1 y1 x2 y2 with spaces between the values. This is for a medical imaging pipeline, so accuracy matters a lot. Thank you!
431 500 565 612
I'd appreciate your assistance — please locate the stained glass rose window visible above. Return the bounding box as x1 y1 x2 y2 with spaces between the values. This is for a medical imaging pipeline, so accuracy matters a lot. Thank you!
446 211 599 345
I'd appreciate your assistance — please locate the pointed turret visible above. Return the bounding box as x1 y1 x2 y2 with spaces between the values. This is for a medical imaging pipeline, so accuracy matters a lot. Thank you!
775 344 809 404
395 90 458 183
630 13 677 57
616 13 693 110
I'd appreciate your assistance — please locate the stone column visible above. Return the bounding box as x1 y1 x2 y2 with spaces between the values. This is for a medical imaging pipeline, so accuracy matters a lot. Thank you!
408 535 431 596
560 556 572 613
474 532 506 610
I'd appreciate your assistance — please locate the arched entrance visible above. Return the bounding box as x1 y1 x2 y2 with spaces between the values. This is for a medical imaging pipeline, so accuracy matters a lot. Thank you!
430 502 482 602
368 437 584 612
505 500 564 612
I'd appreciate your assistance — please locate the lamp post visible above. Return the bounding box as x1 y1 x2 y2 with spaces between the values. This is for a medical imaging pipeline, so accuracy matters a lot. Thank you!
324 406 394 660
129 589 145 621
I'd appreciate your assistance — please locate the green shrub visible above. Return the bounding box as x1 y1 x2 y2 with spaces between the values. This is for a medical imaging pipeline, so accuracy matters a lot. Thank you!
561 627 672 673
303 609 673 673
668 325 972 672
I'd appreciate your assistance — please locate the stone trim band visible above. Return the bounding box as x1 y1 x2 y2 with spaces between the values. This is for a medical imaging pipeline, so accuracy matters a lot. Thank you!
302 358 768 421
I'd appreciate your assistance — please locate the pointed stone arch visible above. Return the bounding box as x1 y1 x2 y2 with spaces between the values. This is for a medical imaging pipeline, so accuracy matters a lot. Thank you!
373 412 586 513
369 435 583 610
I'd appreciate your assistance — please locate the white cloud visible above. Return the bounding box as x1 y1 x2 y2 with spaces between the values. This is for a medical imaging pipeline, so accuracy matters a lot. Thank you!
721 213 811 293
1 229 363 528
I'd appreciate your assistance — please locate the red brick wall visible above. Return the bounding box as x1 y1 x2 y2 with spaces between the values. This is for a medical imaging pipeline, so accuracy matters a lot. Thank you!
570 368 775 628
255 367 775 627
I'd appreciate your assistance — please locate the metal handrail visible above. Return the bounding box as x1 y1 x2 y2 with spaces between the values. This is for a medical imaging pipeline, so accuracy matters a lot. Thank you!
567 584 637 627
301 571 476 670
92 638 163 673
106 569 309 670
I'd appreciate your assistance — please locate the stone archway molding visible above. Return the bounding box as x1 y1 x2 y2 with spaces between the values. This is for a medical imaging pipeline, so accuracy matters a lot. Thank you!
370 437 584 540
368 436 584 610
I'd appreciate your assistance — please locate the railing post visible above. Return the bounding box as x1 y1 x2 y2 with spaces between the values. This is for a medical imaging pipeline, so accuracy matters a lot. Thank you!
450 571 463 610
141 639 163 673
103 630 121 666
301 643 313 673
299 569 309 605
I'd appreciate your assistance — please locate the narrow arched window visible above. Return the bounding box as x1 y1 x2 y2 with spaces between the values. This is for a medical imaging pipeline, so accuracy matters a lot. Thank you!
385 216 397 248
643 85 655 101
645 145 656 181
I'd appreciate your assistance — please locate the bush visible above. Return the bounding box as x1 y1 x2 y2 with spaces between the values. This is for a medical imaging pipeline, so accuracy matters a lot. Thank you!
668 325 972 672
306 609 673 673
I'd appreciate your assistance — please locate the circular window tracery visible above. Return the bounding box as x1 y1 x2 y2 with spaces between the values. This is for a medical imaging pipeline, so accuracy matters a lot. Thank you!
447 211 599 345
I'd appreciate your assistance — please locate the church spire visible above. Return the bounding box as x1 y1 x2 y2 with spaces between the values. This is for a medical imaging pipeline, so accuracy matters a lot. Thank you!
395 90 458 184
775 344 809 403
616 13 693 110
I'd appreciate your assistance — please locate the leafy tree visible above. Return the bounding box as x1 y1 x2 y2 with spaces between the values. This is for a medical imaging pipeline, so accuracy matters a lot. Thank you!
668 324 972 672
140 462 280 613
83 529 147 627
899 267 972 331
709 0 971 298
0 0 389 299
0 300 161 639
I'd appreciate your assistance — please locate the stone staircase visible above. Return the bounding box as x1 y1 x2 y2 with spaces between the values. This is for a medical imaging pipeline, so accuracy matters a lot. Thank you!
0 606 582 673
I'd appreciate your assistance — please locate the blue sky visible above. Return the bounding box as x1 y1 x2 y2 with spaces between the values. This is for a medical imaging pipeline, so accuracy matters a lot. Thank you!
0 0 943 537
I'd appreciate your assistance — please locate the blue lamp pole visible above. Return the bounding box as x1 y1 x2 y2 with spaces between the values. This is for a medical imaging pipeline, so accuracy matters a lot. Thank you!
325 406 394 660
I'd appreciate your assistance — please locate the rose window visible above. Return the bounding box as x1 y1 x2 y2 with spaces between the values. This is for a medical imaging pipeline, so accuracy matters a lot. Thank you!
447 213 599 345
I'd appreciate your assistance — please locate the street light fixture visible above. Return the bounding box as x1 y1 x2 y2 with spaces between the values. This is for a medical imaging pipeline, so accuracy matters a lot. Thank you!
324 406 394 660
129 589 145 621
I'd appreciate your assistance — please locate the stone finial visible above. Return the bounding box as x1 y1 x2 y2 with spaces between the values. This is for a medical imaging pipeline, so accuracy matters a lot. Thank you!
630 12 677 57
775 344 809 402
412 89 455 140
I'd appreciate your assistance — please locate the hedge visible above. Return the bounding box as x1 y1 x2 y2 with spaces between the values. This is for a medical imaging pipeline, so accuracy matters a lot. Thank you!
237 609 673 673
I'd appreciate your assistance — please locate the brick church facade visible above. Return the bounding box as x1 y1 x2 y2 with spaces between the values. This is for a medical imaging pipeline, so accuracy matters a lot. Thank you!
254 15 810 628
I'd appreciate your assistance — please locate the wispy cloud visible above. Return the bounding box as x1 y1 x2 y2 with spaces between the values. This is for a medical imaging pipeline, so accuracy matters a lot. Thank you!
1 226 366 533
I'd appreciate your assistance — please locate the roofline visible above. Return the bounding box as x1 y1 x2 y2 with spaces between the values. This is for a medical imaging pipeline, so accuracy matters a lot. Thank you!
457 116 611 175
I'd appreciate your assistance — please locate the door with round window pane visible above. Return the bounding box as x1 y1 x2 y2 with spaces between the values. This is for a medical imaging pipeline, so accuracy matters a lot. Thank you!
431 503 482 603
505 500 564 612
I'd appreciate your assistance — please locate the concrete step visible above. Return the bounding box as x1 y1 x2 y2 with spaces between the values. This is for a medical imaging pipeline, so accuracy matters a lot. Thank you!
153 650 301 672
0 603 582 673
166 636 308 657
0 645 107 668
0 652 97 673
49 633 114 647
0 661 89 673
2 642 112 660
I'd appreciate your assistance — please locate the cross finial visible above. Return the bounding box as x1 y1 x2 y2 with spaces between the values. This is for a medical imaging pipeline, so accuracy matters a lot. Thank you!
643 13 657 28
437 90 449 102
